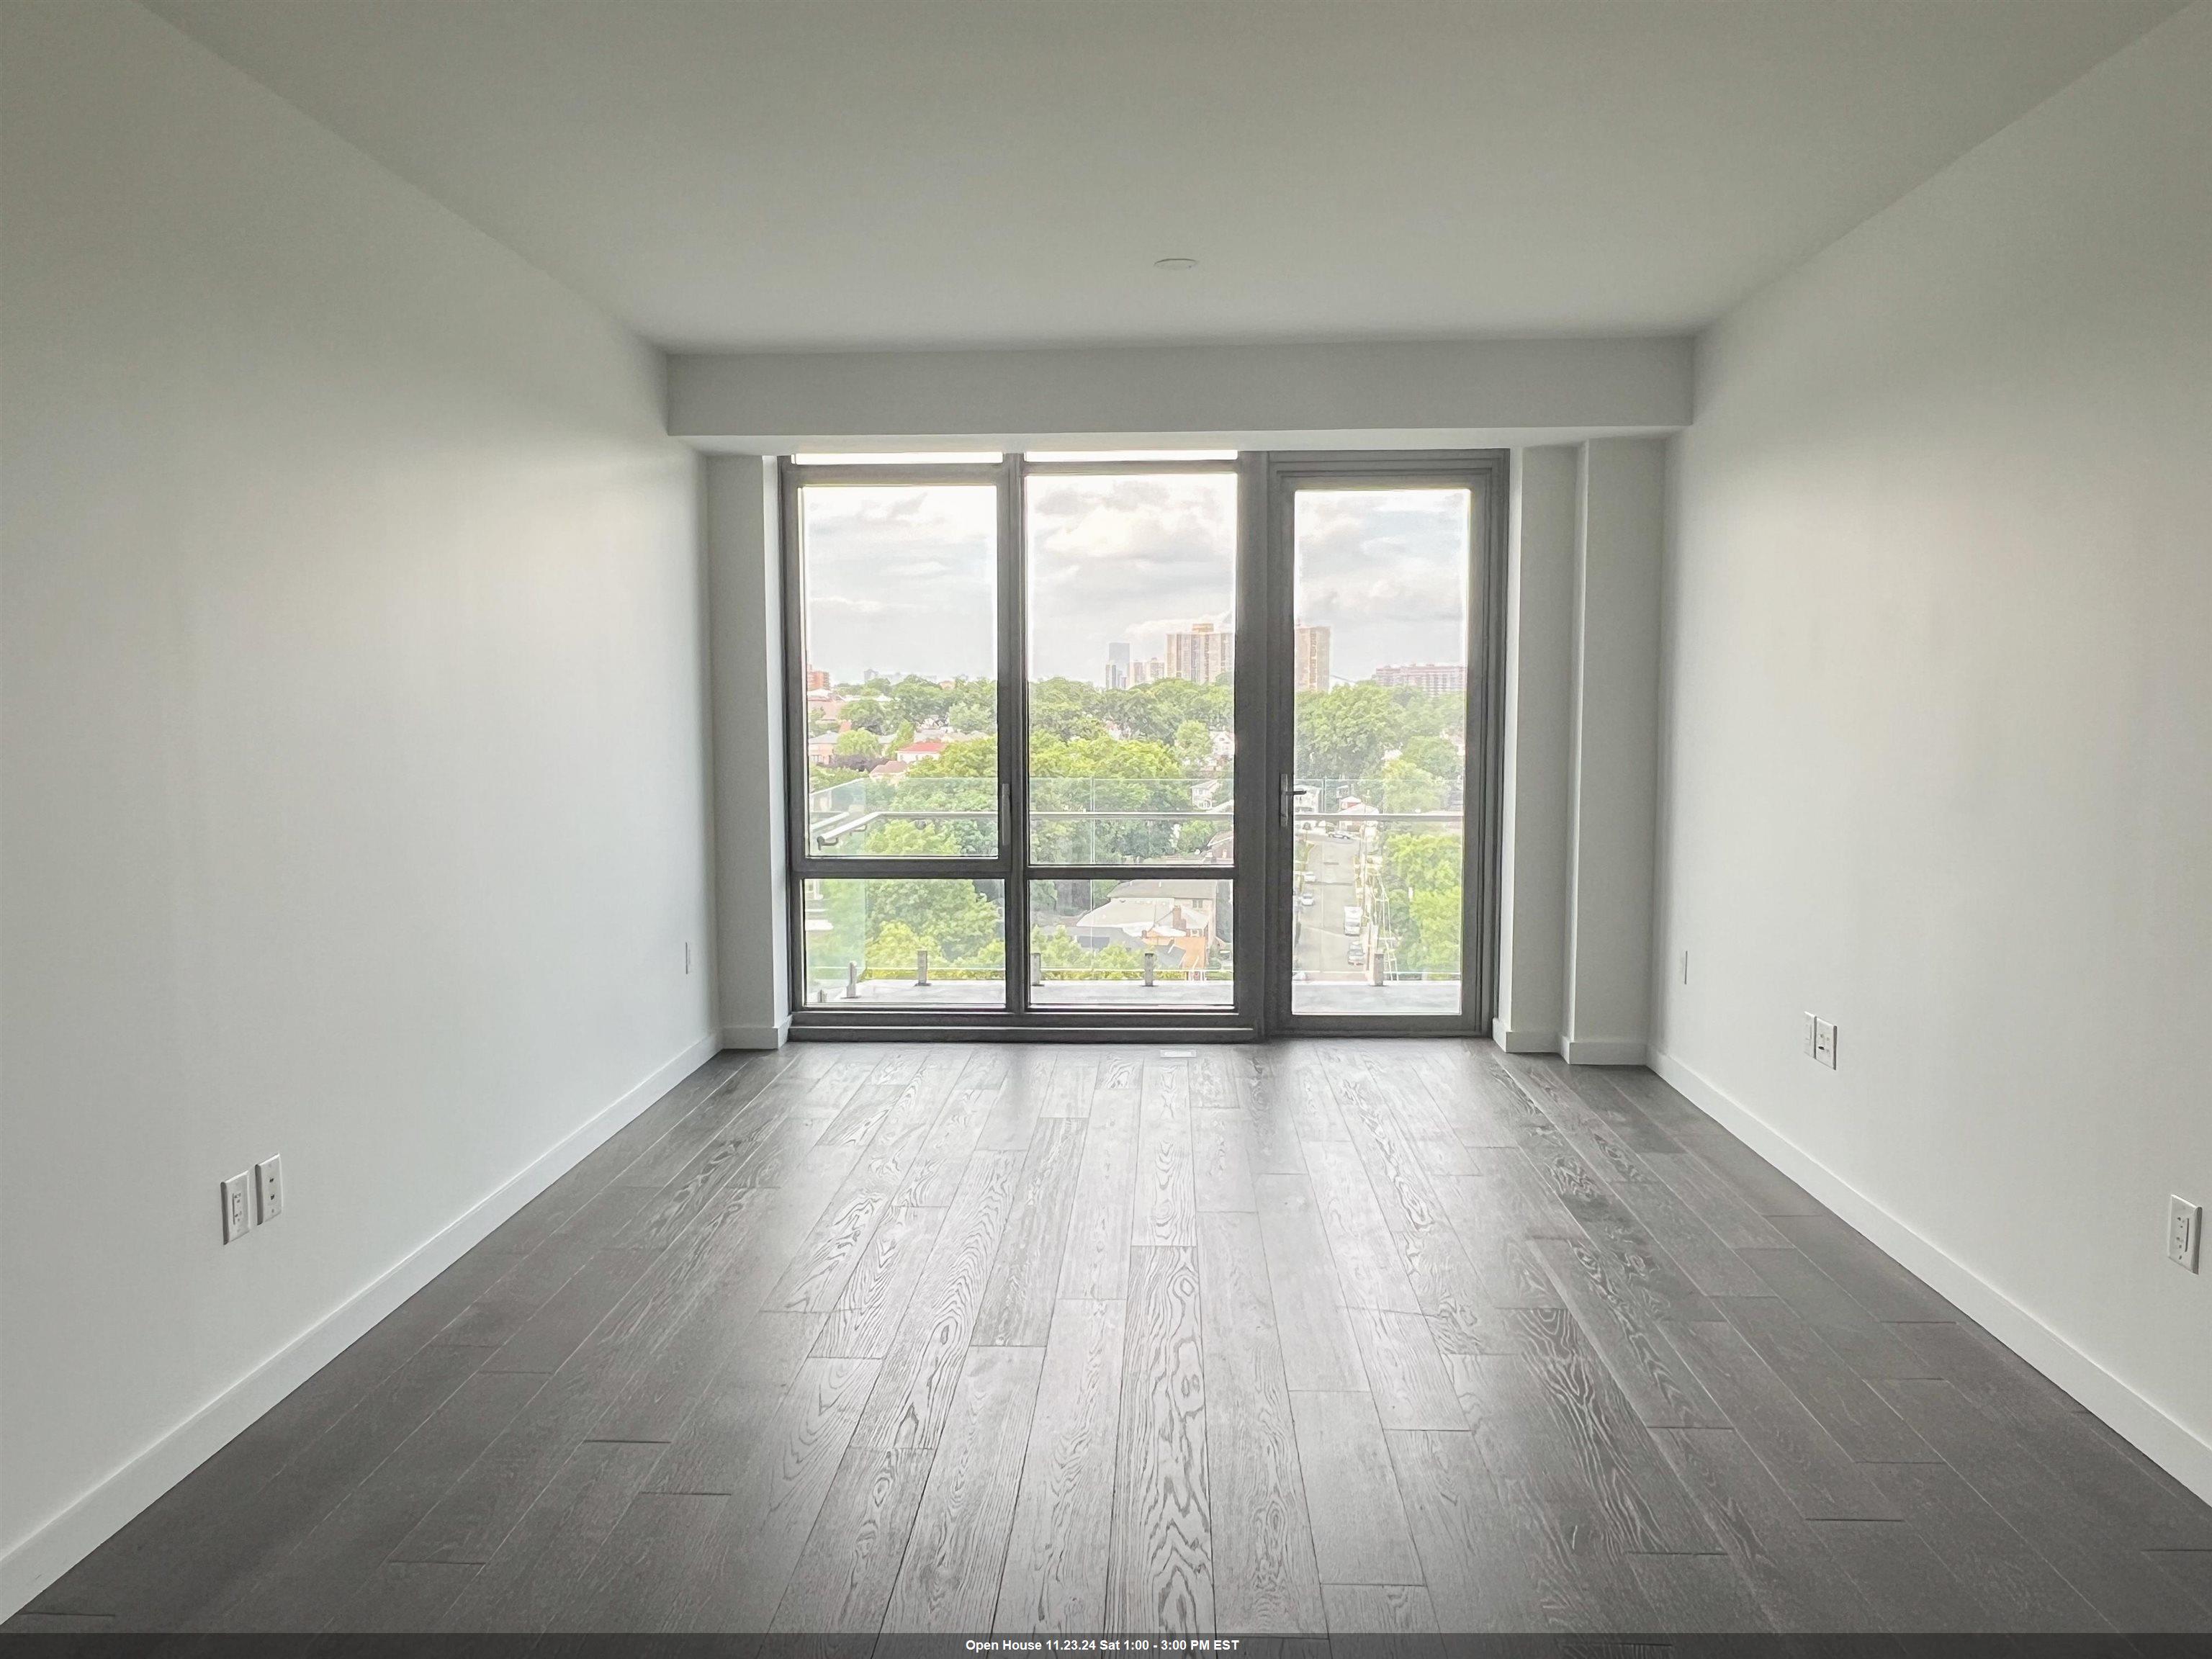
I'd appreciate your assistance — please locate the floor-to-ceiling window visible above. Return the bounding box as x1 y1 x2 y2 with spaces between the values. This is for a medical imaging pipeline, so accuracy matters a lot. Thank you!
781 449 1503 1035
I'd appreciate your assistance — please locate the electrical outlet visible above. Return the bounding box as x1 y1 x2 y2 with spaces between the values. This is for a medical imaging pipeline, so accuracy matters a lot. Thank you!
1815 1019 1838 1069
256 1155 284 1223
1803 1012 1820 1058
221 1172 253 1244
2170 1196 2203 1272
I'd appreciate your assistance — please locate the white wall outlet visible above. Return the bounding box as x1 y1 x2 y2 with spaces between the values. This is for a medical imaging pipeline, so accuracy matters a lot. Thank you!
2170 1195 2202 1272
256 1155 284 1223
1815 1019 1838 1069
221 1172 253 1243
1803 1012 1820 1058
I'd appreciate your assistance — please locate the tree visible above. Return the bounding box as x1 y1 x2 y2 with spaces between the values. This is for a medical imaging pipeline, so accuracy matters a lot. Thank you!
830 728 881 769
1398 733 1461 784
1297 683 1401 783
1173 719 1215 770
841 696 897 735
1378 757 1445 814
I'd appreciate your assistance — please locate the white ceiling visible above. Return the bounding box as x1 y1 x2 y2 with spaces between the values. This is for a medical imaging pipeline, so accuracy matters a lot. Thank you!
150 0 2178 351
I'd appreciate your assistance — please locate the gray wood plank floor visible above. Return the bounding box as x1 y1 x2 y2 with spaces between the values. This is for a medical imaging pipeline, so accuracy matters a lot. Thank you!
16 1040 2212 1637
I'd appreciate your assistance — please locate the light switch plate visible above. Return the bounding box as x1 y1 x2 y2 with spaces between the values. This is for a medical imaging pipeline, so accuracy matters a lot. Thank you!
1803 1013 1820 1058
256 1155 284 1223
221 1172 253 1244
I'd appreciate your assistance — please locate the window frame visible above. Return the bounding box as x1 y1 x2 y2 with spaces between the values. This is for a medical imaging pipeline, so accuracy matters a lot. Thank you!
777 449 1506 1039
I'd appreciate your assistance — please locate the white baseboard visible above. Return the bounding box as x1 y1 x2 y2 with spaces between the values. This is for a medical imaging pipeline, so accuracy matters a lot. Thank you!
0 1029 723 1620
1491 1021 1560 1054
1649 1045 2212 1509
1562 1037 1646 1065
722 1019 788 1050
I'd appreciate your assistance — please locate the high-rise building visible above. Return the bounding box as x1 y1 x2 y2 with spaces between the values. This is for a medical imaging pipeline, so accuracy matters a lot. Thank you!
1131 657 1168 685
1294 624 1331 692
805 665 830 693
1105 641 1131 690
1166 620 1235 684
1373 662 1465 695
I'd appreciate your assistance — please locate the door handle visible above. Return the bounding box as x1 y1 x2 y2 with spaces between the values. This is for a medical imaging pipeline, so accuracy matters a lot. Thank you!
1280 775 1310 828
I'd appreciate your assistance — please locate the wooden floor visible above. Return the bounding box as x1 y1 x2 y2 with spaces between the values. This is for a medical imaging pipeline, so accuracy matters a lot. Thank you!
17 1041 2212 1640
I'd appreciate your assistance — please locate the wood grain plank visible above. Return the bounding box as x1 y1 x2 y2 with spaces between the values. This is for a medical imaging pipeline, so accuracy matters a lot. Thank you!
815 1202 948 1359
215 1368 547 1629
1135 1059 1198 1247
1668 1120 1825 1217
1737 1246 1938 1382
1111 1246 1213 1634
1346 1308 1465 1431
1897 1321 2212 1547
997 1298 1127 1632
851 1147 1021 1449
1668 1315 1902 1520
651 1310 830 1495
1255 1172 1368 1393
895 1084 998 1208
1433 1173 1563 1310
1195 1109 1259 1212
1288 1390 1421 1586
1058 1086 1138 1300
1769 1213 1958 1322
696 1354 883 1629
883 1344 1044 1631
772 1446 935 1634
1861 1459 2112 1633
1475 1307 1715 1553
1870 1377 2211 1630
1529 1233 1727 1429
436 1439 666 1632
973 1117 1087 1346
1303 1141 1421 1314
1383 1427 1539 1631
1650 1426 1884 1633
1626 1548 1771 1633
1812 1516 1997 1632
1642 1151 1794 1249
544 1491 730 1633
1448 1352 1659 1629
1197 1213 1327 1635
1717 1295 1937 1465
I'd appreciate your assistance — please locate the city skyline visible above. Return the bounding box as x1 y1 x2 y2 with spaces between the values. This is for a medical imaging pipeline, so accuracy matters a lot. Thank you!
797 477 1471 686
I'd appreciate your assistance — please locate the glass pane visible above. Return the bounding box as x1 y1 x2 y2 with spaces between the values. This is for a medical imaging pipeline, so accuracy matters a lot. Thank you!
1290 487 1470 1016
1029 878 1234 1010
798 485 998 858
1025 472 1238 866
799 878 1006 1010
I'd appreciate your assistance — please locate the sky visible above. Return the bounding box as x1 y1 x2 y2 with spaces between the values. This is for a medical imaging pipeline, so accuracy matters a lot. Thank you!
797 475 1469 685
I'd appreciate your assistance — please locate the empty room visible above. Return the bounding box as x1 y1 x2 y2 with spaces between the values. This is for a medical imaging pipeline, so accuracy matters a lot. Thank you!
3 0 2208 1647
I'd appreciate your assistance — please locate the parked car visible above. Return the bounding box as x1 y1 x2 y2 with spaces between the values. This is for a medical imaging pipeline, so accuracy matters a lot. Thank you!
1343 905 1363 936
1347 945 1366 967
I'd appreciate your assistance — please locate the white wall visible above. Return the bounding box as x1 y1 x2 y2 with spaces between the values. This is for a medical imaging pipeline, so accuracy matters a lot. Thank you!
1653 0 2212 1496
1494 440 1665 1062
0 0 713 1604
1564 439 1666 1064
667 336 1691 452
705 456 791 1050
1494 446 1578 1051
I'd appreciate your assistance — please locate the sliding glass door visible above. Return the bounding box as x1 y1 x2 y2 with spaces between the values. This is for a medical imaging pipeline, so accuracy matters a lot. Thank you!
781 448 1501 1035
